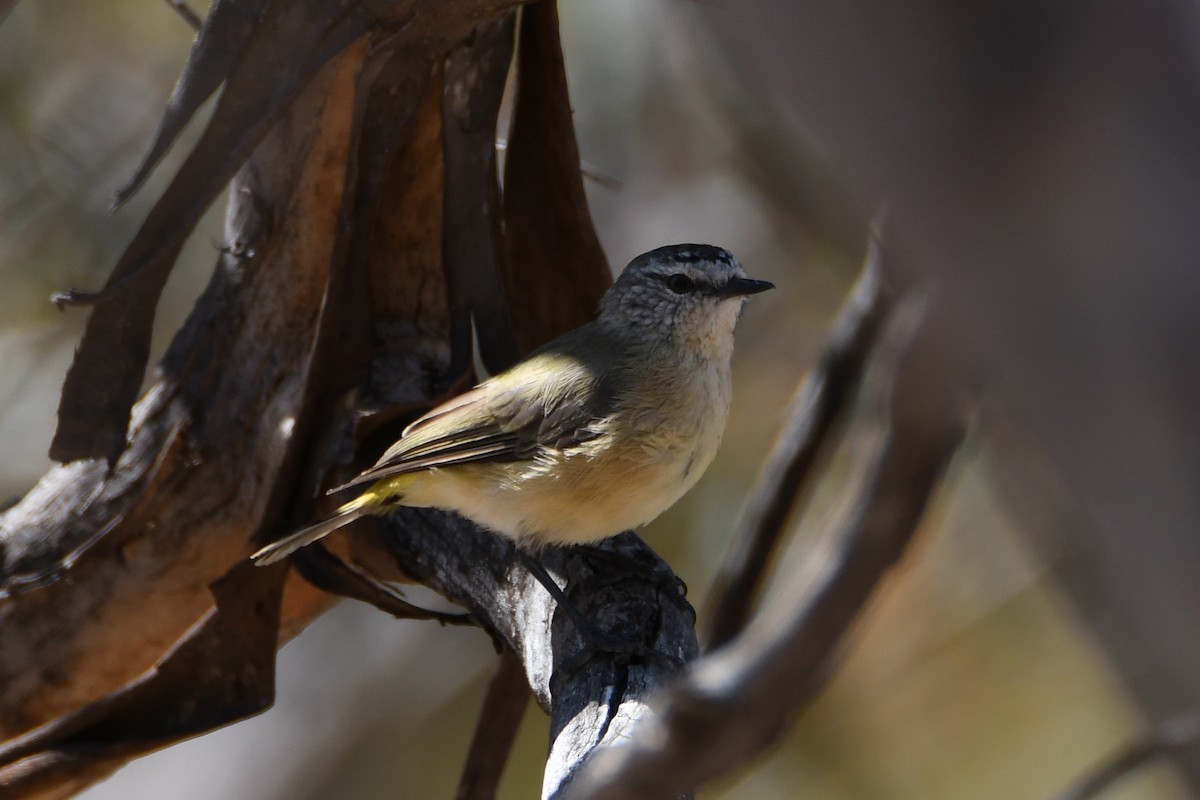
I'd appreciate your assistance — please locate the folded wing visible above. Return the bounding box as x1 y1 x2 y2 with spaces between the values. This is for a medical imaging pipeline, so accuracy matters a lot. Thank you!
333 326 625 493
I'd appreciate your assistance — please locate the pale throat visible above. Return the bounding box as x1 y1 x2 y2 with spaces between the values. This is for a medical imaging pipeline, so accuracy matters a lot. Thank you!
680 299 743 363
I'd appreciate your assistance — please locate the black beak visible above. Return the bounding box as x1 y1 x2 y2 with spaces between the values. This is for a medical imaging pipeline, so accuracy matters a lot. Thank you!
717 277 775 298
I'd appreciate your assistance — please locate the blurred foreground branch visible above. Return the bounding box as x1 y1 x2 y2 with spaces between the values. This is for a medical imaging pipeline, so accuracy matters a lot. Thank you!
705 226 886 648
564 289 968 799
720 1 1200 788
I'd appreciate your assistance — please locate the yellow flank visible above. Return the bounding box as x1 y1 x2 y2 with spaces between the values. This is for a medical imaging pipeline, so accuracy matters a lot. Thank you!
349 474 419 512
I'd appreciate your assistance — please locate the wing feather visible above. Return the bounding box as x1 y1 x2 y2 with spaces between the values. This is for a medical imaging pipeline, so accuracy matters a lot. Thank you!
332 325 628 494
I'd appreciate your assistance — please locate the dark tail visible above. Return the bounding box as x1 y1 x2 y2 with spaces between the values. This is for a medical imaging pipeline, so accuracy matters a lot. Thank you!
251 505 366 566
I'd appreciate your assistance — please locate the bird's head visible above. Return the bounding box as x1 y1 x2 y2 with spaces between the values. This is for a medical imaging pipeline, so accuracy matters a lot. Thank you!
599 244 774 358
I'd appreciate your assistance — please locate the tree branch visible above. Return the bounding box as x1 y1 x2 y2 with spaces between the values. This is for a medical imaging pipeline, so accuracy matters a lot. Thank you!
374 512 698 800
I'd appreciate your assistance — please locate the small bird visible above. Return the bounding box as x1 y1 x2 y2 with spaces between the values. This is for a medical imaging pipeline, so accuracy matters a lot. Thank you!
252 244 773 565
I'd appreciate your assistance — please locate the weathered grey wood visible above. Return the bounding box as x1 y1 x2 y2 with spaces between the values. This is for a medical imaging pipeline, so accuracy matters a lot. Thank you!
374 512 699 799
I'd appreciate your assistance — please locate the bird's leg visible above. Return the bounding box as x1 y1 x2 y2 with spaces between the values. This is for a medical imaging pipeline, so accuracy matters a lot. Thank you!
517 550 605 644
516 549 684 671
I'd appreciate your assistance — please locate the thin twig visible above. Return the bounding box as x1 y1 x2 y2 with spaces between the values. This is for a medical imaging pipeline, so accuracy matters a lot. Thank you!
163 0 203 31
455 650 531 800
1048 716 1199 800
704 226 887 648
1050 740 1160 800
290 544 473 625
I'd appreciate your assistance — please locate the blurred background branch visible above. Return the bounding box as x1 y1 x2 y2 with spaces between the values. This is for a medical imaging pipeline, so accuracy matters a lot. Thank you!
566 284 967 800
715 0 1200 793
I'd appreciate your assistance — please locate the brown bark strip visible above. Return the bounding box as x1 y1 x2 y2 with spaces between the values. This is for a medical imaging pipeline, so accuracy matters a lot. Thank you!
0 563 282 795
502 0 611 351
0 39 363 751
442 13 521 375
49 242 182 466
117 0 270 207
47 0 511 465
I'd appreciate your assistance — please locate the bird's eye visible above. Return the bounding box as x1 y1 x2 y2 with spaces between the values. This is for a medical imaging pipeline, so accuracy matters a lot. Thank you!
666 273 694 294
